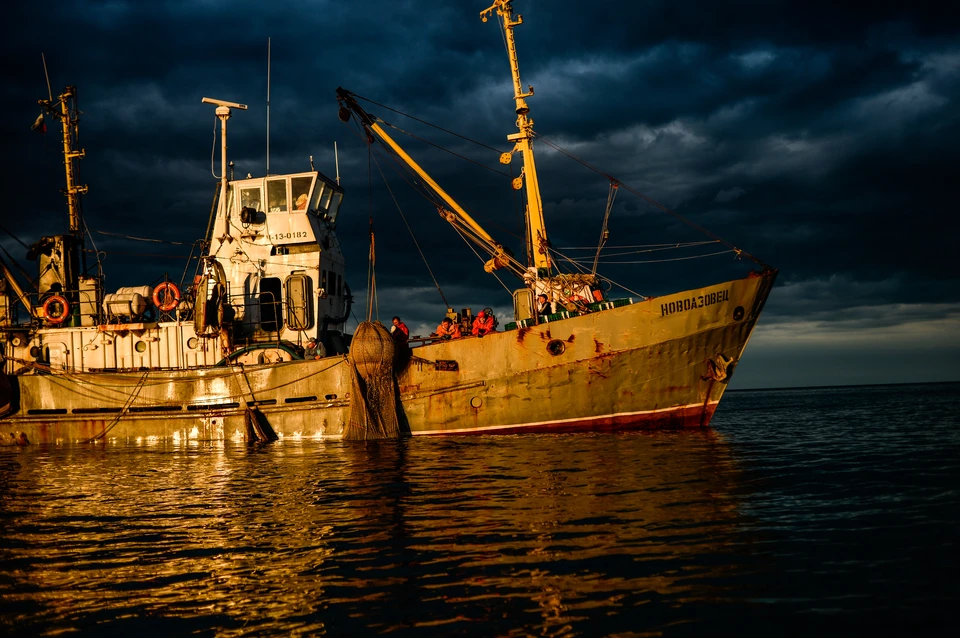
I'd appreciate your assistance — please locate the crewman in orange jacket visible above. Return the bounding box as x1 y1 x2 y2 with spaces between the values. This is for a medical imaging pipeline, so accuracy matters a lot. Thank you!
471 310 495 337
435 317 462 339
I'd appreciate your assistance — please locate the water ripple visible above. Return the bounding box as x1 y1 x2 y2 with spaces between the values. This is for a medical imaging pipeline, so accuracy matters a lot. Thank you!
1 382 958 636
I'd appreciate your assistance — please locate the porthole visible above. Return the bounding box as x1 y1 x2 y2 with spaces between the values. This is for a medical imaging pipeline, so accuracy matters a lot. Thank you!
29 346 40 358
135 340 147 353
733 306 745 321
470 396 482 408
187 337 199 349
547 339 566 356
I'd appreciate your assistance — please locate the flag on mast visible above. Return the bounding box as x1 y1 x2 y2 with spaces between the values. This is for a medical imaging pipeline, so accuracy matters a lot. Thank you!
30 112 46 133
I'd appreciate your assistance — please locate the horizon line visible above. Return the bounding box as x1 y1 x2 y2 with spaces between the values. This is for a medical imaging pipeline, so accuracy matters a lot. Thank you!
727 379 960 393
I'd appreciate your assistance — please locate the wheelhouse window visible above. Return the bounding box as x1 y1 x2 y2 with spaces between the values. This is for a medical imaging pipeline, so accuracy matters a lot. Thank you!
240 187 262 211
319 187 333 213
328 192 344 223
292 176 312 211
267 179 288 213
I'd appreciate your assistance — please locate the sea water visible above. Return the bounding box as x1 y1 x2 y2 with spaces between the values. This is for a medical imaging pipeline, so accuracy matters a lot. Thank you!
1 382 957 636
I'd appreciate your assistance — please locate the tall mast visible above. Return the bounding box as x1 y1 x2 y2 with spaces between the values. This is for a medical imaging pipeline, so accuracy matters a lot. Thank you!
481 1 550 271
39 86 87 236
201 96 248 240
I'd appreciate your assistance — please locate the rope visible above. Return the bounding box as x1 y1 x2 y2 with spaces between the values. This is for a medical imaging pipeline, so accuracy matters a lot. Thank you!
368 150 451 309
79 370 149 443
90 229 195 246
366 147 377 322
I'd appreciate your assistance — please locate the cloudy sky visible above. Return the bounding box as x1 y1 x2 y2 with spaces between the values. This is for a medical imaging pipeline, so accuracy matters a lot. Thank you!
2 0 958 389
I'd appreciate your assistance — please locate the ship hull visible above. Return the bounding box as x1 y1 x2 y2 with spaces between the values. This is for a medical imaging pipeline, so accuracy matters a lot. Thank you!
1 270 775 445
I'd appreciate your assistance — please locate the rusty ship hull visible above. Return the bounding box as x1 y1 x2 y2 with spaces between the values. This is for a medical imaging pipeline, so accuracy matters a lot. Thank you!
1 271 774 444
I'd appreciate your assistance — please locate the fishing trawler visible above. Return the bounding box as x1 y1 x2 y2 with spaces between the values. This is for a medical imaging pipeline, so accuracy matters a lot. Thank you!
0 1 776 445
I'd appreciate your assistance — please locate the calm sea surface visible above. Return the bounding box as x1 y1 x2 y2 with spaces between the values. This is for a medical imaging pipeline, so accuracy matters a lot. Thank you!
1 382 958 636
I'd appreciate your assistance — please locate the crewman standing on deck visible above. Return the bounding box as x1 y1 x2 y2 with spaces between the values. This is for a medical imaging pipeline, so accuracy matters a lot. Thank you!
537 293 553 318
391 316 409 347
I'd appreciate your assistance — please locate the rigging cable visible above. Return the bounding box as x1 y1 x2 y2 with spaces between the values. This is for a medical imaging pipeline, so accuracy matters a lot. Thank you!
79 216 104 281
0 241 34 287
209 117 220 180
368 150 451 309
369 123 529 265
571 249 735 265
559 240 719 251
451 225 514 297
592 181 618 275
366 145 377 322
90 229 196 245
349 93 504 154
178 240 205 294
547 247 649 299
348 94 532 246
362 125 524 268
535 134 768 268
0 222 30 251
354 108 528 248
339 97 527 279
380 121 510 177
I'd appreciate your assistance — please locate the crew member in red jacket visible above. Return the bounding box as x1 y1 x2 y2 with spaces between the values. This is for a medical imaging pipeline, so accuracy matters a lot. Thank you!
391 316 409 346
471 310 495 337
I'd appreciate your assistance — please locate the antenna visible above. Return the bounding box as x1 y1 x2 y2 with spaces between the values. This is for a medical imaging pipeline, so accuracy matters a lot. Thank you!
335 142 340 185
201 97 248 230
266 37 271 175
41 52 52 101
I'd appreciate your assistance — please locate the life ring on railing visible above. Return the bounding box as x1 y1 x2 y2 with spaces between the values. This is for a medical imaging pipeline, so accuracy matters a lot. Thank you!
42 295 70 324
153 282 181 312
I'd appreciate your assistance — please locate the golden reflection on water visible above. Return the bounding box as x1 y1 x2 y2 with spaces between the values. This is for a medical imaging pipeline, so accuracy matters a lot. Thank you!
0 430 744 635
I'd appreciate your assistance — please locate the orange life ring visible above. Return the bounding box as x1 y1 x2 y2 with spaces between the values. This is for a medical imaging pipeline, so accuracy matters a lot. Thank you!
42 295 70 324
153 282 181 312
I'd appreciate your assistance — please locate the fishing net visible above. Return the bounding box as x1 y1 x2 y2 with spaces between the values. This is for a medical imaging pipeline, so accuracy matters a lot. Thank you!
244 406 278 443
344 321 401 440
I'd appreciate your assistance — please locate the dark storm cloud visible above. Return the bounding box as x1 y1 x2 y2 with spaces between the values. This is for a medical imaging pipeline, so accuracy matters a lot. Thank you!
2 0 958 380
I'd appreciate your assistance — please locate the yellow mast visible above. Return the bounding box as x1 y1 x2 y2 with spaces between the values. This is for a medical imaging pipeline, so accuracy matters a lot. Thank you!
481 1 550 271
40 86 87 235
